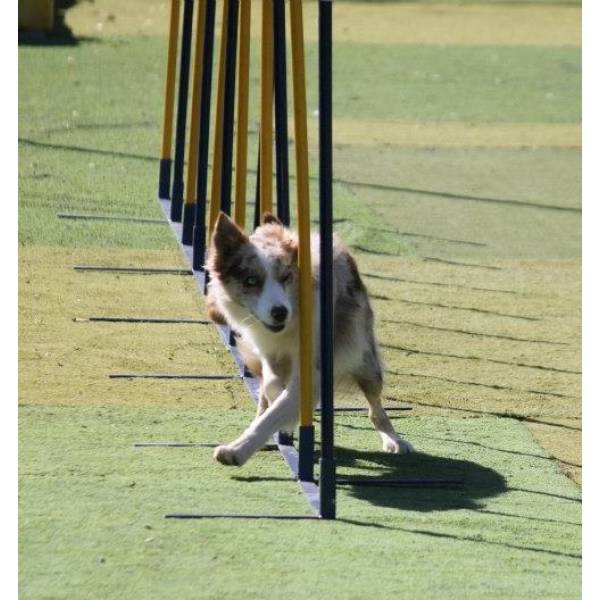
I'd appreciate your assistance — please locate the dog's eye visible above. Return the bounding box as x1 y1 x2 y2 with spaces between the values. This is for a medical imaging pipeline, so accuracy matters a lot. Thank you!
244 275 258 287
280 271 292 285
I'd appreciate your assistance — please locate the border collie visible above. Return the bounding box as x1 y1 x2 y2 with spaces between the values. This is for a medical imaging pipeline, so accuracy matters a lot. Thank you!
206 212 414 466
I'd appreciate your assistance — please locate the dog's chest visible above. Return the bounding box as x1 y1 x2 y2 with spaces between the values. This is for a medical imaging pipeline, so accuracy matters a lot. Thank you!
266 352 293 383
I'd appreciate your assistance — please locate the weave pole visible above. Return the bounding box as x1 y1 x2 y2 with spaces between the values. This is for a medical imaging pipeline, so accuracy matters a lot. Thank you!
233 0 251 228
182 0 207 245
318 0 336 520
170 0 195 222
289 0 314 483
192 0 216 271
253 137 261 230
208 0 230 235
273 0 290 226
219 0 239 217
158 0 181 200
259 0 274 216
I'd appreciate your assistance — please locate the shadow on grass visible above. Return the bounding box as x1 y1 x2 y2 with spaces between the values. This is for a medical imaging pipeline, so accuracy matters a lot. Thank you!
18 31 99 46
233 446 508 512
334 446 507 512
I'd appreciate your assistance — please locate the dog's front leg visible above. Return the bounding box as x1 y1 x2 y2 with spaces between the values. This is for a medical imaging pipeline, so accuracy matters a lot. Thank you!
214 377 299 466
256 361 285 419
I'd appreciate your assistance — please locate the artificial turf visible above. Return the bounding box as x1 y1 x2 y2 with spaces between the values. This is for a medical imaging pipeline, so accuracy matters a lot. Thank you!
20 405 581 600
19 1 581 597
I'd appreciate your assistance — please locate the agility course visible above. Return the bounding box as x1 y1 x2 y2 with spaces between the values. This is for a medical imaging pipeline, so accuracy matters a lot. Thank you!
152 0 469 520
19 0 582 597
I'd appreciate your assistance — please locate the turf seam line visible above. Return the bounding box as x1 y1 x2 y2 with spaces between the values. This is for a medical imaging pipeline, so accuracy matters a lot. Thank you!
386 370 576 399
363 227 487 248
381 319 567 346
386 395 582 428
422 256 502 271
364 273 518 295
380 343 580 375
340 177 582 214
57 212 167 224
374 296 541 321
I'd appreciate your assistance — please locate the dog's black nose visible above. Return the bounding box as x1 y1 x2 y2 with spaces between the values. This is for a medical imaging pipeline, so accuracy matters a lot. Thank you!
270 305 288 323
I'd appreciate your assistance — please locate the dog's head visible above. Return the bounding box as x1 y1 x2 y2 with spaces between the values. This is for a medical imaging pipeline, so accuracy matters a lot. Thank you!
207 212 299 333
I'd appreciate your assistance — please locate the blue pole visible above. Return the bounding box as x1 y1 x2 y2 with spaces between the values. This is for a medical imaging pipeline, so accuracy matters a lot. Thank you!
273 0 290 227
170 0 194 223
220 0 239 217
193 0 216 272
318 0 336 520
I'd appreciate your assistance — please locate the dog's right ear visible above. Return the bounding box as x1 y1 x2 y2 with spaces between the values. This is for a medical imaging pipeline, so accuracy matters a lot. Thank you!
212 212 248 254
262 212 283 227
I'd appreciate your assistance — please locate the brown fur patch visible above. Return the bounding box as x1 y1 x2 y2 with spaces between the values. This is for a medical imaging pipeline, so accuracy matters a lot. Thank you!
207 213 250 280
262 212 283 226
206 294 227 325
251 224 298 266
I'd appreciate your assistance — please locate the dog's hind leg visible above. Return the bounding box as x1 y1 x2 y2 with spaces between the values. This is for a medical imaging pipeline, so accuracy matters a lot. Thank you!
355 351 414 454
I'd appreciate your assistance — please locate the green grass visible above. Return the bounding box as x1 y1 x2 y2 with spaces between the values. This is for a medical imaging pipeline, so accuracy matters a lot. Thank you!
19 36 580 254
20 405 580 600
19 37 581 130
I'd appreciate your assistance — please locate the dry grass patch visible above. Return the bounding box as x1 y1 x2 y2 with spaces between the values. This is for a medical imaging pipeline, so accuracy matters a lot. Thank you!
66 1 581 48
302 120 581 150
19 245 246 409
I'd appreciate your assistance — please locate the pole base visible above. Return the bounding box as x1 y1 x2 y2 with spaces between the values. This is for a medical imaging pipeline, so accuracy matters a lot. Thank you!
192 225 206 272
158 158 172 200
277 431 294 446
181 203 195 245
170 180 184 222
319 457 336 519
298 425 315 482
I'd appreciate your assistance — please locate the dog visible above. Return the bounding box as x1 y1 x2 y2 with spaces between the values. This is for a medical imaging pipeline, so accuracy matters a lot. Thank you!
206 211 414 466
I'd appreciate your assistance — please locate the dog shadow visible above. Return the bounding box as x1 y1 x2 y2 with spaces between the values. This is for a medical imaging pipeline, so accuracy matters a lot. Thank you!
232 445 508 513
333 446 507 512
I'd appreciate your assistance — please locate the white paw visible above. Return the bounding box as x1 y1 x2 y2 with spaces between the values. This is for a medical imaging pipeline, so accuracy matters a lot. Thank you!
382 436 415 455
213 445 240 466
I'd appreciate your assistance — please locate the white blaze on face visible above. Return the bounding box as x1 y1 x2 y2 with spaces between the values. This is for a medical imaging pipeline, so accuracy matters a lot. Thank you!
254 249 292 326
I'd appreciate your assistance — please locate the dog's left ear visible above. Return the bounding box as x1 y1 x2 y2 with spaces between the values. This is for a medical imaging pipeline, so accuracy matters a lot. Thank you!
212 212 248 254
262 212 283 227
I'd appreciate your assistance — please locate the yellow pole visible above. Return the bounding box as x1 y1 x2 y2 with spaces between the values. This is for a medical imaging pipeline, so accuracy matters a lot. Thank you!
209 0 230 235
234 0 251 228
259 0 274 215
160 0 181 160
289 0 312 428
184 0 207 207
